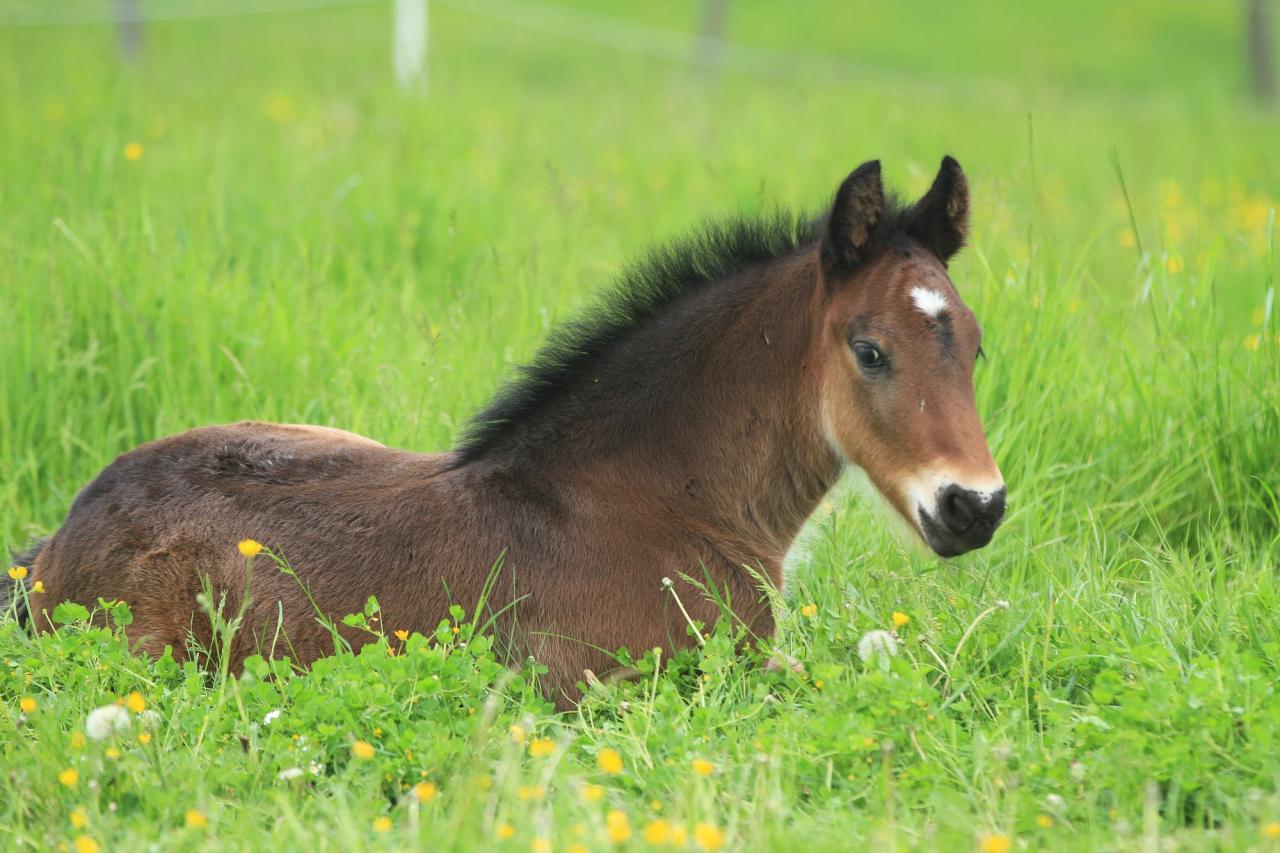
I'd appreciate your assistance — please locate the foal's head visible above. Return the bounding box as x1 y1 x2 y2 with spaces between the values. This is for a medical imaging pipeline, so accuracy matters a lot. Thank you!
815 157 1005 557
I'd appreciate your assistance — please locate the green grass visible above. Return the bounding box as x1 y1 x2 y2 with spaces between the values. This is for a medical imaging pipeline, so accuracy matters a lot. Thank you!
2 1 1280 850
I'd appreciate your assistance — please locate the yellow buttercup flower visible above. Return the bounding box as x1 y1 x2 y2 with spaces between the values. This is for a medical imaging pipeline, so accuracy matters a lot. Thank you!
691 758 715 776
237 539 263 558
372 816 392 833
185 809 208 828
394 629 409 642
123 142 144 161
496 823 515 840
1244 334 1261 352
59 768 79 787
693 822 725 850
70 808 88 829
1263 821 1280 839
138 732 152 745
980 834 1012 853
19 696 36 714
598 747 623 774
32 580 44 593
532 839 551 853
605 810 631 843
105 747 121 760
579 783 604 802
529 737 555 757
670 824 688 846
8 566 27 581
509 724 527 743
1166 255 1183 274
892 611 910 627
643 819 672 844
351 740 375 760
800 603 818 618
73 837 100 853
1035 814 1053 829
125 691 146 713
413 781 437 802
517 785 544 801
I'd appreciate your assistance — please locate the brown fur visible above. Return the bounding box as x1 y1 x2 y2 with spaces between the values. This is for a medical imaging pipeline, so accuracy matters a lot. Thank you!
26 158 1003 707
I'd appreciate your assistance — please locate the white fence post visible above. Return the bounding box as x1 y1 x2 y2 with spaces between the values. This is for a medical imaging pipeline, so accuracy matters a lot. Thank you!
393 0 428 91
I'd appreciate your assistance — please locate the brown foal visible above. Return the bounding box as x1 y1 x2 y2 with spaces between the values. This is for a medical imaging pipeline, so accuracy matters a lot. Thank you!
18 157 1005 706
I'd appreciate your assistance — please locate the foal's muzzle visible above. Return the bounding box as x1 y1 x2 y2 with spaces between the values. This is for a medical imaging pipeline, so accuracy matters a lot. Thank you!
918 484 1007 557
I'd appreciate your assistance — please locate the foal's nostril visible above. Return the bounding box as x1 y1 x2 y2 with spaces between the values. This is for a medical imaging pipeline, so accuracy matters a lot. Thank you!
938 484 978 535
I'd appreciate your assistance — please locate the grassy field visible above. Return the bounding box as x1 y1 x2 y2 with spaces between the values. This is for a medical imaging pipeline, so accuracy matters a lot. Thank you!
2 1 1279 850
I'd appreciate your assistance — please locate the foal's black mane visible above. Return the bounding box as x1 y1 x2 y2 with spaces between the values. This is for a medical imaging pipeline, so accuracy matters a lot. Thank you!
453 198 916 465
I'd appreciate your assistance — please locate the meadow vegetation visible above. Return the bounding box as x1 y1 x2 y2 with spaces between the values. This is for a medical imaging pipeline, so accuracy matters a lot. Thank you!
1 1 1278 849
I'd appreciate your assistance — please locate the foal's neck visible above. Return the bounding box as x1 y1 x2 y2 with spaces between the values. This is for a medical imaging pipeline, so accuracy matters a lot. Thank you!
542 250 841 575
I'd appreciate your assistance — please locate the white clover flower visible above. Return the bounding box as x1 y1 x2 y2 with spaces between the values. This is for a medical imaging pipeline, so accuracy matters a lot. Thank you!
86 704 132 740
1046 793 1066 810
857 629 899 666
277 767 305 781
308 761 324 776
263 709 281 725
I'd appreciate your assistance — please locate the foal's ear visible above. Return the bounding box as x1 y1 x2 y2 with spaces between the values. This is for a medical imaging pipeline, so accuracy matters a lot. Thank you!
821 159 885 277
908 155 969 263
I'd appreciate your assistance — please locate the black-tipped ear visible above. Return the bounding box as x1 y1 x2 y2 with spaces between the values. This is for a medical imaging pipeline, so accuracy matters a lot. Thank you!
821 160 885 277
908 155 969 262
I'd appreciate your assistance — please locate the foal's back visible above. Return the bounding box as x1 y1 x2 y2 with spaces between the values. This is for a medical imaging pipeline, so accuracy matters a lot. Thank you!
28 422 464 663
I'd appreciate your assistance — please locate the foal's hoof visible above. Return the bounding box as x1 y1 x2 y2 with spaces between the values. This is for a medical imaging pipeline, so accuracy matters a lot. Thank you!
764 653 805 675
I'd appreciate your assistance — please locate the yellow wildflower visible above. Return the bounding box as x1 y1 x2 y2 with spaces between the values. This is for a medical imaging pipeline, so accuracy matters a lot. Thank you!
800 603 818 618
691 758 715 776
532 839 551 853
59 768 79 787
105 747 121 760
579 783 605 802
351 740 375 760
1166 255 1183 274
1265 822 1280 840
32 580 45 593
237 539 263 558
185 809 208 828
980 834 1012 853
598 747 623 774
125 691 146 713
517 785 544 801
372 816 392 833
1119 229 1136 248
8 566 28 581
670 824 688 846
509 724 527 743
496 823 515 840
693 822 725 850
1035 814 1053 829
529 737 556 757
892 611 910 627
394 629 409 642
70 808 88 829
73 837 100 853
1244 334 1261 352
123 142 144 161
605 809 631 843
138 732 152 745
568 845 588 853
413 781 438 802
643 819 672 844
70 731 85 749
20 696 36 714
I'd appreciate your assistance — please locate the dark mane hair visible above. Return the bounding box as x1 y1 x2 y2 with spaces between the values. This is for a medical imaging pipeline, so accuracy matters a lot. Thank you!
452 196 919 466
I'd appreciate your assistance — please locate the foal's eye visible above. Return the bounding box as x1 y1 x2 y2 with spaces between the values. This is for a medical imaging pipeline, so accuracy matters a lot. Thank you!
852 341 887 371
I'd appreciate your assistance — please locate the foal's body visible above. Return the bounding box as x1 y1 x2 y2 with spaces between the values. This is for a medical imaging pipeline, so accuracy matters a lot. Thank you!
22 158 1006 705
